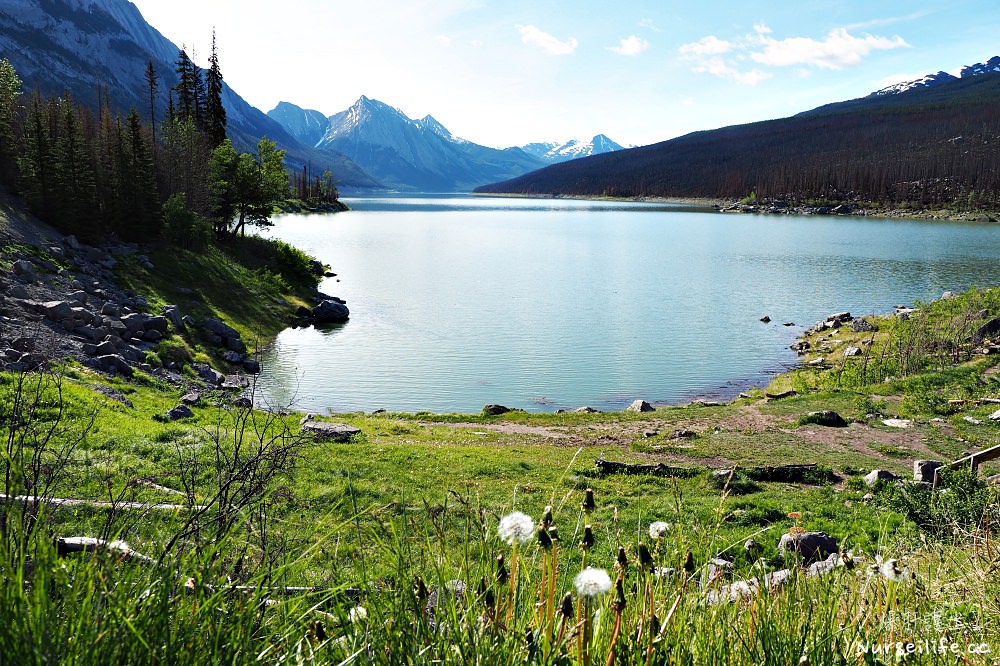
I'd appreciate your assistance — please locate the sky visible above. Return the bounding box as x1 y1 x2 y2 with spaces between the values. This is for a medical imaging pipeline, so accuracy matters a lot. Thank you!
127 0 1000 149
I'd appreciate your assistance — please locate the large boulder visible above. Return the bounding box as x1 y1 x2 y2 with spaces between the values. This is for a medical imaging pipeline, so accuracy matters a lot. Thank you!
864 469 900 486
42 300 74 322
482 404 511 416
301 421 361 441
804 410 848 427
95 354 133 377
913 460 944 483
202 317 240 340
778 531 837 564
313 299 350 323
166 404 195 421
625 399 654 413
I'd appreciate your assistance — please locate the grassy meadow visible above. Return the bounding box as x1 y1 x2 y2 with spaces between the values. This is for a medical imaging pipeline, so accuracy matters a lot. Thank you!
1 271 999 663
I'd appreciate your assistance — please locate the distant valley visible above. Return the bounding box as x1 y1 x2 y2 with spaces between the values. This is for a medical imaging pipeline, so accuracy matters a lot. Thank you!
268 98 624 192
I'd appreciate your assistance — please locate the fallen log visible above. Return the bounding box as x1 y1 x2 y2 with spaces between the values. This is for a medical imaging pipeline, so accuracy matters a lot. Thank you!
1 493 206 511
593 458 700 478
593 460 837 484
57 537 156 565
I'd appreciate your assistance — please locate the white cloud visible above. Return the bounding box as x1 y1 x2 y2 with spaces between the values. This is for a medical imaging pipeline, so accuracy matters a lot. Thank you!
750 28 908 70
679 35 732 57
608 35 649 56
515 24 578 56
435 35 452 47
638 18 661 33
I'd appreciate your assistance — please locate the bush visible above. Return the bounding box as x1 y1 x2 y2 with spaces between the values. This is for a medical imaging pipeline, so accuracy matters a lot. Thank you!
880 468 999 538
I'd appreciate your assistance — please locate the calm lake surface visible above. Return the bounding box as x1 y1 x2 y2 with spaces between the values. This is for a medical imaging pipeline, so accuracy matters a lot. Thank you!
256 195 1000 413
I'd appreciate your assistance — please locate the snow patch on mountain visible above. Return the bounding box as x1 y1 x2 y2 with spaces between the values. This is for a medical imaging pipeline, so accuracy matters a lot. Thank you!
871 56 1000 96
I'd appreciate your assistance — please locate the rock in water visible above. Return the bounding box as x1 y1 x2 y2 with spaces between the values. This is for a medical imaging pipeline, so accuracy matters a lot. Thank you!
313 299 350 323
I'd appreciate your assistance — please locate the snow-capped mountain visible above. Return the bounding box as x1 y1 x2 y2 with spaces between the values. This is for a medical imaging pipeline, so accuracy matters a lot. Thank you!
0 0 378 187
268 98 626 191
871 56 1000 96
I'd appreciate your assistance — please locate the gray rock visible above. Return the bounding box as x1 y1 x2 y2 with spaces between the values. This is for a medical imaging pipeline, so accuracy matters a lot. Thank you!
76 326 110 342
100 302 121 317
913 460 944 483
143 329 163 342
182 315 196 326
95 340 117 356
166 404 194 421
222 350 245 363
95 354 133 377
67 290 87 305
778 531 837 564
225 336 246 352
804 410 848 427
202 318 240 340
42 300 74 321
573 406 601 413
242 359 261 373
312 299 350 323
121 313 145 334
864 469 900 486
625 399 654 413
843 346 862 357
6 283 28 299
301 421 361 441
163 306 184 330
180 392 201 405
10 337 34 353
63 235 81 250
482 404 511 416
195 364 225 386
143 316 169 334
851 317 877 332
11 260 34 275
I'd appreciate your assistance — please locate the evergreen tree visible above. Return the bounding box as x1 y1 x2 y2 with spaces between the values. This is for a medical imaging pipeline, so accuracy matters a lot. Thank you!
204 30 227 147
0 57 22 187
173 47 197 121
123 108 160 240
144 59 159 146
52 94 100 239
18 93 54 220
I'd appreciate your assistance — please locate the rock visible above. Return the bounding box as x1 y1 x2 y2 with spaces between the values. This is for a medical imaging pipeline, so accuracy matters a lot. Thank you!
972 317 1000 343
100 302 121 317
301 421 361 441
783 322 794 326
482 404 511 416
573 406 601 413
143 315 169 334
232 396 252 409
312 299 350 323
843 346 862 357
882 418 912 428
63 235 81 250
95 354 133 377
163 305 184 330
166 404 194 421
988 409 1000 421
11 259 34 275
143 330 163 343
625 399 654 413
195 364 225 386
805 410 848 427
963 416 983 425
807 357 825 366
913 460 945 483
670 429 696 440
182 314 196 326
225 336 246 352
242 359 261 373
121 313 145 334
778 531 837 564
864 469 900 486
202 317 240 340
6 283 28 299
744 538 763 556
222 350 244 363
831 204 852 215
851 317 877 332
67 290 87 305
759 315 771 323
94 340 117 356
10 337 34 353
180 392 201 405
642 430 658 438
42 300 74 321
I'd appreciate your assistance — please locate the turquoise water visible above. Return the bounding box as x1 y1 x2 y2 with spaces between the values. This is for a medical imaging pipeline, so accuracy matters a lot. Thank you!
256 195 1000 413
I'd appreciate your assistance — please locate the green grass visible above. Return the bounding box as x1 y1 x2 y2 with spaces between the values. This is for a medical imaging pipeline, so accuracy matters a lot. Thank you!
2 284 1000 663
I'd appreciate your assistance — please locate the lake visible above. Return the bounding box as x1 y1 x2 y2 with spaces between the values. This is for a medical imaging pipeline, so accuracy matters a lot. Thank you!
256 195 1000 414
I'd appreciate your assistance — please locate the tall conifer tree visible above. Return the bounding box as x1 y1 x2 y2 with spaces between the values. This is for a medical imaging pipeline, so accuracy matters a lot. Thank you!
205 30 227 147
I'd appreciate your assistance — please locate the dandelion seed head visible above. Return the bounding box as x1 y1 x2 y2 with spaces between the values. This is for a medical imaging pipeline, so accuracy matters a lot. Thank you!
648 521 670 539
574 567 612 597
497 511 535 545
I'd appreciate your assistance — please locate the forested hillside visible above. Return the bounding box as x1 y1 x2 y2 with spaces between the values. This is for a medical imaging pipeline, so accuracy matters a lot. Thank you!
477 72 1000 210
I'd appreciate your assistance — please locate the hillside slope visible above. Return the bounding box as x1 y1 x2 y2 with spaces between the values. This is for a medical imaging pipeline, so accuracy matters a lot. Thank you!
477 71 1000 209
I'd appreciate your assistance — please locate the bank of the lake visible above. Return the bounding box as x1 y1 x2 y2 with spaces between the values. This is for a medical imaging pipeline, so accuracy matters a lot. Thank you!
255 194 1000 415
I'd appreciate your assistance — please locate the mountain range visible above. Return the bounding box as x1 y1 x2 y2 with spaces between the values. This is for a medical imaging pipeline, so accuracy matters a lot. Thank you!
0 0 381 188
267 98 623 192
476 57 1000 210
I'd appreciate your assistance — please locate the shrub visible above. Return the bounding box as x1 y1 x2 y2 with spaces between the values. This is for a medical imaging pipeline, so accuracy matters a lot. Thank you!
879 468 999 538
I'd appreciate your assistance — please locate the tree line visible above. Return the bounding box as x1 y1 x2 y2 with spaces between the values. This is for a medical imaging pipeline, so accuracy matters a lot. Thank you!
477 74 1000 211
0 37 337 246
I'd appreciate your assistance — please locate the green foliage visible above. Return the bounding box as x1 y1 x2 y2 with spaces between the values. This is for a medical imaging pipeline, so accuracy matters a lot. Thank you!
161 193 211 249
879 468 999 538
209 137 289 237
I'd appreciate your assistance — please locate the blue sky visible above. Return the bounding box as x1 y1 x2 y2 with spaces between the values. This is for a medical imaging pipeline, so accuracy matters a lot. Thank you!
128 0 1000 148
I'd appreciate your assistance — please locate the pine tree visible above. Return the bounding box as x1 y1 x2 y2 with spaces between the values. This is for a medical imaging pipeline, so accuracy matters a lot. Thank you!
204 30 227 147
53 94 100 239
173 47 197 121
0 57 22 187
144 59 159 146
18 93 54 219
124 108 160 240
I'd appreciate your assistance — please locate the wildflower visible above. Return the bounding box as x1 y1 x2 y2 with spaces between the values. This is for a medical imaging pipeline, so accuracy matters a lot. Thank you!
498 511 535 545
648 521 670 539
574 567 612 598
878 558 907 582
